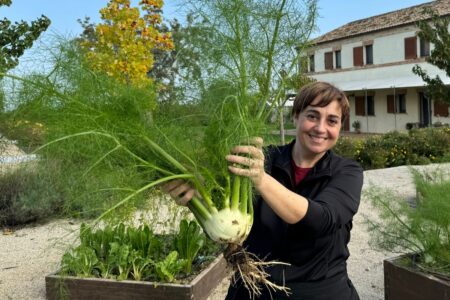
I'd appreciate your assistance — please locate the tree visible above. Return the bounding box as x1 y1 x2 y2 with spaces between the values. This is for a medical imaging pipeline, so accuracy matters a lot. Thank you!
412 9 450 105
150 15 211 104
81 0 174 93
0 0 50 74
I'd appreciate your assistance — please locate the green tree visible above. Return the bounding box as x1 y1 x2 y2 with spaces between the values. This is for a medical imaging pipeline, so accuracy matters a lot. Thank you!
150 16 210 104
0 0 50 74
412 9 450 105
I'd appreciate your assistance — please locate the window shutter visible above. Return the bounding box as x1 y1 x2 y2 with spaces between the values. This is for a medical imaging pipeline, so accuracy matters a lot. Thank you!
434 101 449 117
355 96 365 116
324 52 333 70
387 95 395 113
353 46 363 66
404 36 417 60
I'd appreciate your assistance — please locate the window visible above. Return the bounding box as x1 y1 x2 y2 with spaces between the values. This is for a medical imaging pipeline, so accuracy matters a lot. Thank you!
324 51 333 70
355 96 365 116
387 94 407 113
404 36 417 60
397 94 406 113
365 44 373 65
335 50 341 69
353 46 363 66
434 101 449 117
367 96 375 116
309 55 315 72
420 38 430 57
355 95 375 116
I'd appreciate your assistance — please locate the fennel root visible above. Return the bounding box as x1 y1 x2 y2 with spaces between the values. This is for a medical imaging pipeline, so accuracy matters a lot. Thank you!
225 244 291 298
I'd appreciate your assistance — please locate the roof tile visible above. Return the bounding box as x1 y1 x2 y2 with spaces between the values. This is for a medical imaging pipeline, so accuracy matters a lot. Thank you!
313 0 450 44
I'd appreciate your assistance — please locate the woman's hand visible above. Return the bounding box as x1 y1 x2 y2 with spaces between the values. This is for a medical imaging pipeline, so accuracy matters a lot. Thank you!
225 137 265 187
161 179 196 206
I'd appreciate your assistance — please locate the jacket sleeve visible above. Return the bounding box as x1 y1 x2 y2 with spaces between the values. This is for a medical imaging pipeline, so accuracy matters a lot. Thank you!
298 159 363 237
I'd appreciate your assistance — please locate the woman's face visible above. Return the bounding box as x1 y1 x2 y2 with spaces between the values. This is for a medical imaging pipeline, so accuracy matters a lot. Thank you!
293 98 342 157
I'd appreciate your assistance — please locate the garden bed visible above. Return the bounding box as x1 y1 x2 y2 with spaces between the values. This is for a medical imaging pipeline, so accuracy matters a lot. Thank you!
46 254 229 300
384 254 450 300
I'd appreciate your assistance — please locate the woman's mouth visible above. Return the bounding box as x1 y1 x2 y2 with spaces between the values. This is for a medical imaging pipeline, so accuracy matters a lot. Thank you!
308 134 327 143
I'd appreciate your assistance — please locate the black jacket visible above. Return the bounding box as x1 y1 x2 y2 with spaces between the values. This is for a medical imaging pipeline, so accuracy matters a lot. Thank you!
243 140 363 283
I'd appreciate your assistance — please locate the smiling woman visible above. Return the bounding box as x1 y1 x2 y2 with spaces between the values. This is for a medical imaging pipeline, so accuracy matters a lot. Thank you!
166 82 364 299
222 82 363 299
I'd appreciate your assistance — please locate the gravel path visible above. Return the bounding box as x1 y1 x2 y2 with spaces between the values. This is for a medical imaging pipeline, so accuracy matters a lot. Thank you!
1 163 449 300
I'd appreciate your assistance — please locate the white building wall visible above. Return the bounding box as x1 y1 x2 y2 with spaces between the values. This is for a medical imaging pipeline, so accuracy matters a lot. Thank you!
311 25 419 71
314 47 332 71
348 88 421 133
307 23 450 133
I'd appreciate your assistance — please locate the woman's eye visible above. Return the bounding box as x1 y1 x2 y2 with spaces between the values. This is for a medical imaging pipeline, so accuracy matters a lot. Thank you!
328 119 339 125
306 114 317 120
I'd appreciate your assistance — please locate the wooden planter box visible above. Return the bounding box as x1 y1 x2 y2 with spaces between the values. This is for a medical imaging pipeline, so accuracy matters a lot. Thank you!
46 255 229 300
384 254 450 300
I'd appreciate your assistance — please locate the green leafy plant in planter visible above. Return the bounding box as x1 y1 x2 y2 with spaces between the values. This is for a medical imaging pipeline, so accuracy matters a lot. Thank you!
366 168 450 278
60 219 220 283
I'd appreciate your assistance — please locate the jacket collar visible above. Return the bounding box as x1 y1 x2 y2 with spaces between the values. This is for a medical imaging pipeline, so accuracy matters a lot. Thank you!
271 139 333 183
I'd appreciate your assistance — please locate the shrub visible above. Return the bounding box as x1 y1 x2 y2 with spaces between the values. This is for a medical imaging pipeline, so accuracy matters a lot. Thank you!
0 163 64 226
409 127 450 163
355 136 388 170
333 136 357 160
334 127 450 170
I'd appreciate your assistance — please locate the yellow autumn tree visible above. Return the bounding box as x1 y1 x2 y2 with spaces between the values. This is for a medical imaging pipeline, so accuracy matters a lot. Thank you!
82 0 174 89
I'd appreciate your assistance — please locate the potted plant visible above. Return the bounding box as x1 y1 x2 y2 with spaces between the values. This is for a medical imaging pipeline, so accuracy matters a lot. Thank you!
352 120 361 133
46 219 229 300
366 169 450 300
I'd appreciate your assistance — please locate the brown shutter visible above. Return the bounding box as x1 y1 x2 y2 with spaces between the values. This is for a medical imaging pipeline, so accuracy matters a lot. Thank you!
353 46 363 66
404 36 417 60
387 95 395 113
434 101 449 117
324 52 333 70
355 96 365 116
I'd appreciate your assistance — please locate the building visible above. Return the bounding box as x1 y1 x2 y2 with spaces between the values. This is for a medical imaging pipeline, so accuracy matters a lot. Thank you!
306 0 450 133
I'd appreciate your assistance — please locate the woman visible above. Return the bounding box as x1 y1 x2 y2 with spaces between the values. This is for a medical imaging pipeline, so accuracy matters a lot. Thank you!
165 82 363 299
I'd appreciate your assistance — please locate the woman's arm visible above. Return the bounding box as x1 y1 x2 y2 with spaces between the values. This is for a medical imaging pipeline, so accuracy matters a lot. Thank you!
226 141 363 230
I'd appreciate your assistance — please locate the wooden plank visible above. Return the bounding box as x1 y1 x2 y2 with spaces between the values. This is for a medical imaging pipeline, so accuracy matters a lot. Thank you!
192 255 230 300
46 255 229 300
384 255 450 300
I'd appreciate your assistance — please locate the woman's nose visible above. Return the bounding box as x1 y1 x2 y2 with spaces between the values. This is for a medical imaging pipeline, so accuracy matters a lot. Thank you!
314 119 326 132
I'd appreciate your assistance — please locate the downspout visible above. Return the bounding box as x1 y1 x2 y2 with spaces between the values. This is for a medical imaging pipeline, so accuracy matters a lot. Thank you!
364 89 369 133
428 96 432 127
393 86 397 130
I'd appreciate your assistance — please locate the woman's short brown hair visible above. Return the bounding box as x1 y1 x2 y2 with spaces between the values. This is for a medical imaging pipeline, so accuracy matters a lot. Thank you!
292 81 349 122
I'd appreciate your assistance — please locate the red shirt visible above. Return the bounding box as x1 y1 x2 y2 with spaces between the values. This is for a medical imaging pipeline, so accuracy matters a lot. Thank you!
291 160 312 185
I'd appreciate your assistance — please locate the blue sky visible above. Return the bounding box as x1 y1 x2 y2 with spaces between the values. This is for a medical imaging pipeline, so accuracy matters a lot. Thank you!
2 0 431 37
1 0 430 71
